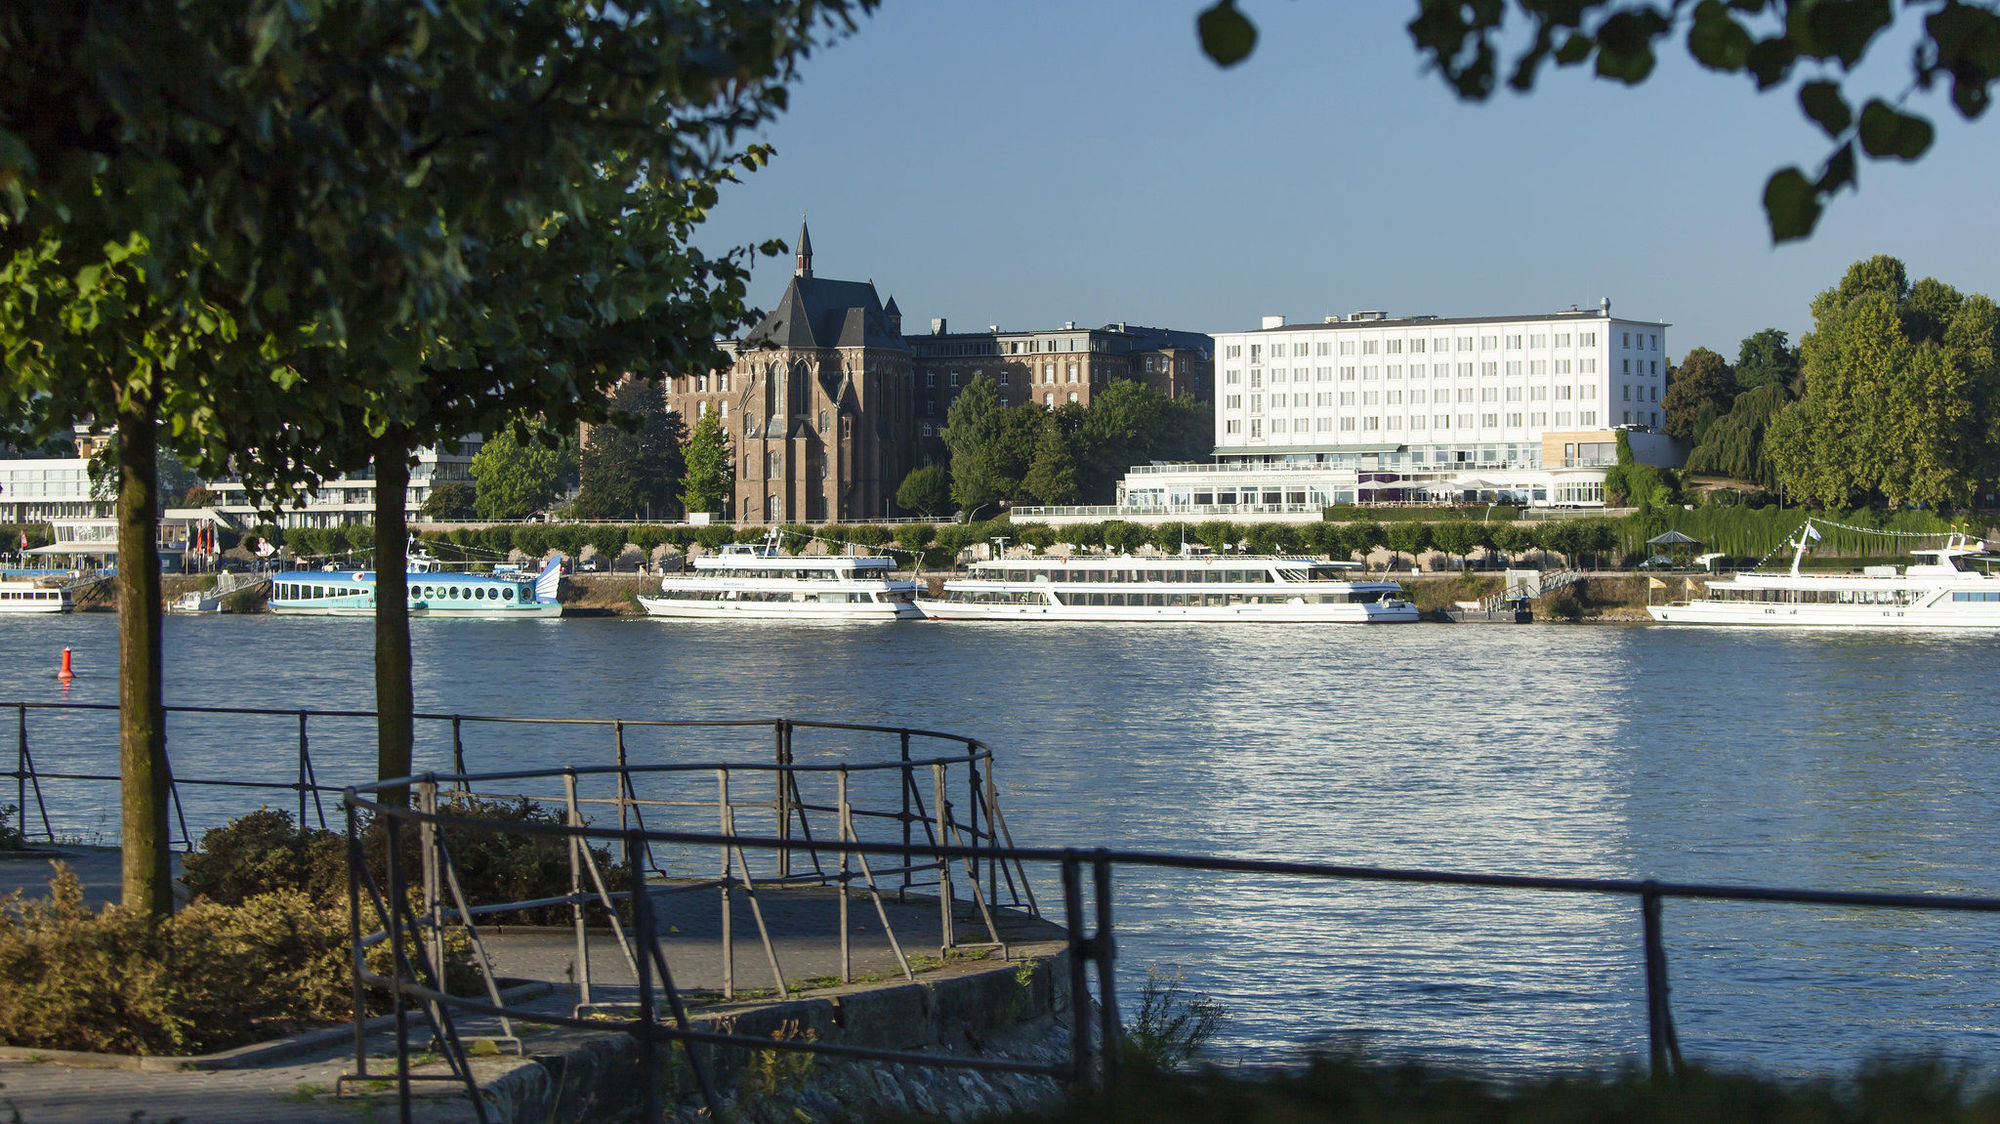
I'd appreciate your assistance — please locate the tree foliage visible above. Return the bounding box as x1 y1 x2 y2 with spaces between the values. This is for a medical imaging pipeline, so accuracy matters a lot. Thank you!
1734 328 1800 394
944 375 1210 509
575 380 688 521
1662 346 1737 443
895 464 953 518
421 482 477 522
1766 255 2000 508
1685 382 1792 488
471 423 575 521
1197 1 2000 240
682 411 736 517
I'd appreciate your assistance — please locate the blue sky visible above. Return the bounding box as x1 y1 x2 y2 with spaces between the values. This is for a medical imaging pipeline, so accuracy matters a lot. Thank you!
698 2 1999 363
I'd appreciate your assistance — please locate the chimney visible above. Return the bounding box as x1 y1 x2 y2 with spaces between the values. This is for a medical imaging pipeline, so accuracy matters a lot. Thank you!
1260 315 1285 329
1600 297 1611 317
931 318 947 335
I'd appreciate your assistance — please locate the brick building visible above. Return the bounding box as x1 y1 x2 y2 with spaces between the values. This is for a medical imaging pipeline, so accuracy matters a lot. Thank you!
662 224 916 523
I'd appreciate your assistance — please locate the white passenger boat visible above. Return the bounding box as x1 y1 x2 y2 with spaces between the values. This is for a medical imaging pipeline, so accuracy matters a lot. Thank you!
1648 522 2000 627
0 573 74 614
270 553 563 618
918 548 1418 623
637 538 921 621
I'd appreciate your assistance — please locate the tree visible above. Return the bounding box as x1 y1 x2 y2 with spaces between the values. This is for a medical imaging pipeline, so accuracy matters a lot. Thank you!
942 376 1034 508
1 0 875 912
472 424 575 520
1382 521 1430 570
1023 406 1085 505
1430 521 1487 570
1076 381 1209 503
1196 2 1996 240
1661 347 1737 443
682 411 736 517
1735 328 1801 395
1766 255 2000 508
1685 382 1792 488
896 464 953 518
575 380 688 521
422 482 478 522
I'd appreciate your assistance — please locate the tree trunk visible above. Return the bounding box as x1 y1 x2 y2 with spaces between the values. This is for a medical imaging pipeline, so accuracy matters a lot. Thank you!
116 409 172 916
373 433 414 804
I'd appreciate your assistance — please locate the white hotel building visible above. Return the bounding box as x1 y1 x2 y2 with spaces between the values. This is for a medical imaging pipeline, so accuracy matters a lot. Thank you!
1021 301 1680 523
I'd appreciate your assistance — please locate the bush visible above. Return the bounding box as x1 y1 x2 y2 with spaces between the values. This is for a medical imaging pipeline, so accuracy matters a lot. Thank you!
1 804 23 851
183 802 624 927
0 865 357 1055
1122 967 1225 1072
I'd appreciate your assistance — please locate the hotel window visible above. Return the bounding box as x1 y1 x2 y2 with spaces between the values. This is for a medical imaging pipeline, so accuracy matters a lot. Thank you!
1458 337 1473 350
1411 415 1427 429
1479 387 1498 402
1436 415 1451 429
1362 390 1379 405
1363 365 1379 380
1456 363 1472 377
1531 411 1548 426
1317 392 1334 406
1339 340 1355 355
1581 359 1598 373
1339 391 1356 406
1225 419 1240 434
1555 359 1572 374
1410 389 1426 404
1340 366 1356 380
1457 388 1475 403
1434 364 1450 377
1388 416 1403 430
1530 360 1547 374
1505 361 1522 376
1293 393 1309 407
1529 334 1546 347
1225 369 1241 384
1386 364 1402 379
1316 342 1331 356
1251 395 1263 412
1623 359 1631 374
1650 334 1658 349
1505 386 1522 401
1623 410 1631 424
1226 395 1242 409
1293 343 1309 357
1480 335 1498 349
1581 385 1597 399
1410 339 1425 353
1317 417 1334 431
1340 418 1356 431
1555 385 1573 400
1272 369 1287 384
1270 418 1286 433
1385 339 1402 353
1387 390 1403 405
1317 367 1334 381
1250 371 1263 387
1481 413 1499 427
1364 416 1381 430
1581 411 1597 425
1652 360 1660 375
1505 335 1522 348
1249 345 1262 360
1557 411 1573 426
1506 412 1523 426
1361 340 1378 355
1226 345 1242 358
1250 419 1263 437
1580 332 1597 346
1650 386 1659 402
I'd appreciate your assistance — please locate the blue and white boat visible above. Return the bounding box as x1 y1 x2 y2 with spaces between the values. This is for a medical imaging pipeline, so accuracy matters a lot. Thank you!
269 553 564 618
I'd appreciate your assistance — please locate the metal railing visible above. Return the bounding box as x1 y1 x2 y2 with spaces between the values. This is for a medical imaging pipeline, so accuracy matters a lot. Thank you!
342 767 2000 1123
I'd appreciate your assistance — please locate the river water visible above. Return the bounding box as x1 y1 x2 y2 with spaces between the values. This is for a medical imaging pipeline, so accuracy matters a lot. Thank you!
4 612 1998 1078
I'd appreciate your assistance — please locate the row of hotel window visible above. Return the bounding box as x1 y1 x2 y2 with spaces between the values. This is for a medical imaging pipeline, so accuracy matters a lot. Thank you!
920 366 1102 387
1222 358 1660 383
1224 385 1654 409
1222 330 1659 360
1219 412 1675 435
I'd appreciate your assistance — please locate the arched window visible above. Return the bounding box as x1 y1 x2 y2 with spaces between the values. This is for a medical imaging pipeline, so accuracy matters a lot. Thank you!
766 495 780 520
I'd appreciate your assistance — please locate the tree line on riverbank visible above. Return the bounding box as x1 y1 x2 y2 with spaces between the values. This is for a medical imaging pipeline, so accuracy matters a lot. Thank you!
244 501 1976 575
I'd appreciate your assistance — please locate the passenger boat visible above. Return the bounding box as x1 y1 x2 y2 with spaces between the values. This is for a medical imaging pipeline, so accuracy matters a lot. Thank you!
637 537 921 621
918 547 1418 623
0 573 74 614
269 553 564 618
1647 522 2000 627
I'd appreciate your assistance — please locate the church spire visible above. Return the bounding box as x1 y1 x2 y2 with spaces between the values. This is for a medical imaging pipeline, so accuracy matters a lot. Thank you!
794 218 813 278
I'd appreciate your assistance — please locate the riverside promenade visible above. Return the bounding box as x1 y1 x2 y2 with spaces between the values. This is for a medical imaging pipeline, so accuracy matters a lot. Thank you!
0 846 1071 1123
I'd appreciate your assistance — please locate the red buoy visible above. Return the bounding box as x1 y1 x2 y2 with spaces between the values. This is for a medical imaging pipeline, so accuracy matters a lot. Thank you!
57 648 74 681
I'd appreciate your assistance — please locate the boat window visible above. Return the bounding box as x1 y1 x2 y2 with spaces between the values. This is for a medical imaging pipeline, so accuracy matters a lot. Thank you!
503 588 515 600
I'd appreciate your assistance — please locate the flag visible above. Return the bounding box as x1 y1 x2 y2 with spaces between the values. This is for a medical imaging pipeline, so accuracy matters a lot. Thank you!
255 537 276 558
17 531 25 552
1802 523 1822 542
1647 577 1665 589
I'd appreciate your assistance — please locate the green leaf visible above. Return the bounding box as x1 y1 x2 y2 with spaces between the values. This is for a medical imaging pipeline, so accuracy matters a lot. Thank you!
1816 141 1857 194
1197 1 1257 68
1688 1 1753 71
1856 99 1934 159
1797 80 1852 136
1764 166 1822 243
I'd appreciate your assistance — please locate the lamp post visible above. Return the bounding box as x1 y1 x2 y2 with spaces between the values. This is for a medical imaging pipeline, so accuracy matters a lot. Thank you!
960 501 995 525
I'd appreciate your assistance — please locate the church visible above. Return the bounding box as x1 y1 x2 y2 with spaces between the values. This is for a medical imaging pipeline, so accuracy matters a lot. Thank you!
661 223 917 523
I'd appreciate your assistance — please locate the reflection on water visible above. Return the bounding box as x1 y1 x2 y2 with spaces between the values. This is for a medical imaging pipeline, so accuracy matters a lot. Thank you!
5 614 2000 1076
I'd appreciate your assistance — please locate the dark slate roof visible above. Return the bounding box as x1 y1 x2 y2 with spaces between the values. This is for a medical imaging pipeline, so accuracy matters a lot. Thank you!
745 276 910 353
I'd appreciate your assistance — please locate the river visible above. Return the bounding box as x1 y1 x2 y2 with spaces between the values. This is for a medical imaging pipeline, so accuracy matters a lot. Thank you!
3 612 1997 1078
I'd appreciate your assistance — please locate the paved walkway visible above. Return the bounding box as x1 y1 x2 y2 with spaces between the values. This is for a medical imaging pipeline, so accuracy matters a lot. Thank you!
0 845 1064 1123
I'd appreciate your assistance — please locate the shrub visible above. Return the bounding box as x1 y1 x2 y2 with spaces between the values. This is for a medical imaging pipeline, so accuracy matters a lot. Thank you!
0 865 358 1055
0 804 23 851
1122 967 1225 1073
694 525 736 550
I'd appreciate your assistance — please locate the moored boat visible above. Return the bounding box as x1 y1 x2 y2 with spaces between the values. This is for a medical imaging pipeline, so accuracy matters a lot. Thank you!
1648 521 2000 627
0 572 74 615
270 553 563 618
638 537 921 621
918 547 1418 623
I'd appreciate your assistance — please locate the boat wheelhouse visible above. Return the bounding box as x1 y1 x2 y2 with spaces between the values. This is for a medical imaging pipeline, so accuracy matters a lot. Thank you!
269 554 563 618
638 539 921 621
1648 523 2000 627
0 573 74 614
919 549 1418 623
